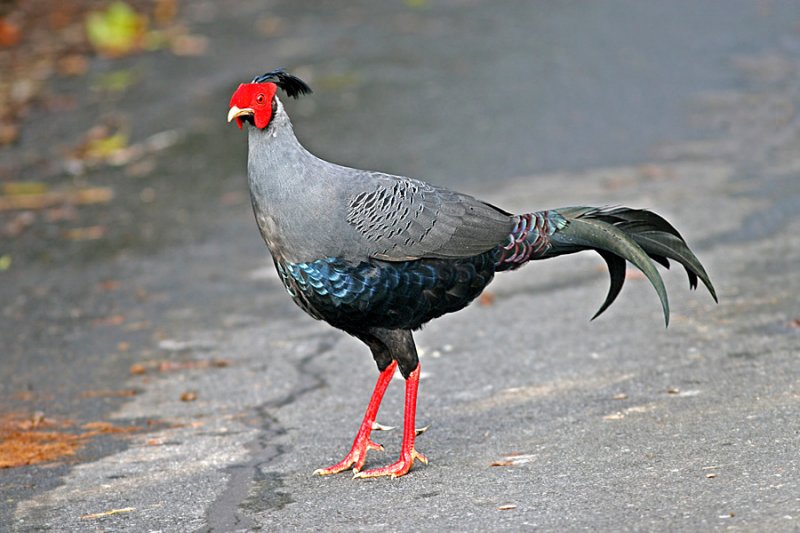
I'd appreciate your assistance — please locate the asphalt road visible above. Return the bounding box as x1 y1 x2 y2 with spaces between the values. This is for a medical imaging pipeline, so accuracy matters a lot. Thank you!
2 1 799 531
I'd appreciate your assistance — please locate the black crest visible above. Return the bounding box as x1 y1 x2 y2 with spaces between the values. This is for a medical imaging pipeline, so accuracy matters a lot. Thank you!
252 68 313 99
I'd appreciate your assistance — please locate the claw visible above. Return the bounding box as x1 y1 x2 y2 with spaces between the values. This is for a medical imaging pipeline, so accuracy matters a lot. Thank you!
372 422 396 431
352 449 428 479
314 438 385 476
366 439 384 452
415 424 430 436
413 449 428 464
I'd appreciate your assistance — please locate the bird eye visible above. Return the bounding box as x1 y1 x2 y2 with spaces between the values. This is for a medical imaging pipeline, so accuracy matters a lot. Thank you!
256 93 265 104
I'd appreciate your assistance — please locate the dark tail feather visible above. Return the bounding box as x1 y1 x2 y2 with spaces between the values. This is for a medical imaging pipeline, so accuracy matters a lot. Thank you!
546 206 717 326
592 250 626 321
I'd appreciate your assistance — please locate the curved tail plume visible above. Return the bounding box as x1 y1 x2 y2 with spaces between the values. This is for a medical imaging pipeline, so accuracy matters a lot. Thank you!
496 206 717 326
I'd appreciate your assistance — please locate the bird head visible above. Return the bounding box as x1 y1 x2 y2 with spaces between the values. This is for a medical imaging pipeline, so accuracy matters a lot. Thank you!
227 68 312 129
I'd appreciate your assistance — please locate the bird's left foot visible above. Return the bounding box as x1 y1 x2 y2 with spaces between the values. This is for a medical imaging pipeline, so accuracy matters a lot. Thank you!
352 448 428 479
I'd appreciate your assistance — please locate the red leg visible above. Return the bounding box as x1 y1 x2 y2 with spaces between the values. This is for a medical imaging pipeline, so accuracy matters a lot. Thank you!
354 364 427 479
314 361 398 475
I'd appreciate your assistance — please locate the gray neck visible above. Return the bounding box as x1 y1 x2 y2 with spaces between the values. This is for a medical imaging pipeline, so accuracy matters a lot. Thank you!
245 96 358 263
247 97 309 166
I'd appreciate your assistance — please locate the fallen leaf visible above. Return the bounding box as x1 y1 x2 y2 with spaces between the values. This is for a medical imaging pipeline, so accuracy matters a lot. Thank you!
86 2 147 57
80 389 137 398
479 292 496 306
64 225 107 241
80 508 135 520
0 430 81 468
2 182 48 196
153 358 231 372
0 414 79 468
490 453 536 467
153 0 178 25
0 122 19 145
180 391 197 402
0 187 113 211
85 131 129 160
0 18 21 47
0 255 11 271
81 421 140 434
129 363 146 375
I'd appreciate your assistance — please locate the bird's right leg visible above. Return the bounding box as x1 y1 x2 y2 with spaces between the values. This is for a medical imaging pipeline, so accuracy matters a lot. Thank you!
314 355 396 476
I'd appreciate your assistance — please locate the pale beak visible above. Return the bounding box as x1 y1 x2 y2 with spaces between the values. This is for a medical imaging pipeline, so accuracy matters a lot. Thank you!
227 106 254 123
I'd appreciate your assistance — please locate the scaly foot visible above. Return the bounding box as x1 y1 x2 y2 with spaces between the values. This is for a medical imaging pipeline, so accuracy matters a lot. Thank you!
313 436 385 476
352 449 428 479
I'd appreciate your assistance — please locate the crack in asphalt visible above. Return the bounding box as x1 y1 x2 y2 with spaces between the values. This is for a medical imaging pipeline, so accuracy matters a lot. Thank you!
200 333 338 532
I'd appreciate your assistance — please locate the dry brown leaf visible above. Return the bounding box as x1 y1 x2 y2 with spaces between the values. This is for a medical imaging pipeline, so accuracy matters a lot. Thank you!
154 0 178 25
180 390 197 402
64 225 107 241
479 292 496 306
0 18 21 47
80 421 140 434
80 389 137 398
0 122 19 145
155 359 231 373
0 187 113 212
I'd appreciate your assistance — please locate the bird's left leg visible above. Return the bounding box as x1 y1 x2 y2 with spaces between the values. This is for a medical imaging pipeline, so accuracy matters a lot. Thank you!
355 330 427 479
314 336 396 476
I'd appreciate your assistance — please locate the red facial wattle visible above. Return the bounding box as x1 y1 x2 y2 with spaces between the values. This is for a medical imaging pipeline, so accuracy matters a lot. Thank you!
228 82 278 129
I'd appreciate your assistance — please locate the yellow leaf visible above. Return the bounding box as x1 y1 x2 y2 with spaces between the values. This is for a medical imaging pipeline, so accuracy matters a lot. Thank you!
86 2 147 57
85 132 129 159
1 182 48 196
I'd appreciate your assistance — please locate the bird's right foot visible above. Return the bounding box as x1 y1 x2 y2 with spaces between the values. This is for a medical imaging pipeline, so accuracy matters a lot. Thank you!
313 435 385 476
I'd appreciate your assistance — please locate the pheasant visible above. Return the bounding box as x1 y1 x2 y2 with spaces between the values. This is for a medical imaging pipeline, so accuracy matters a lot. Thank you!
227 69 716 479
